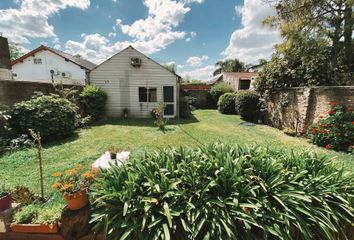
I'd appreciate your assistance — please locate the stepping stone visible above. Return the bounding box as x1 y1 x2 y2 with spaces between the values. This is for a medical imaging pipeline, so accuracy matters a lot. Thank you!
92 151 130 170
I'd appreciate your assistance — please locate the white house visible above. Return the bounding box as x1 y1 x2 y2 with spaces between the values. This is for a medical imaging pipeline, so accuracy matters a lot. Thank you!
90 46 180 118
12 45 96 85
206 72 258 91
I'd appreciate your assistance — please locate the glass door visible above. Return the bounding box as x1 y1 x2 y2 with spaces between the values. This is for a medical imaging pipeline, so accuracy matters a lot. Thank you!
163 86 175 117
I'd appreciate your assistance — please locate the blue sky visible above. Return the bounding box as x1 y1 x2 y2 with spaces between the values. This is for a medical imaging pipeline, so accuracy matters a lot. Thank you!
0 0 280 80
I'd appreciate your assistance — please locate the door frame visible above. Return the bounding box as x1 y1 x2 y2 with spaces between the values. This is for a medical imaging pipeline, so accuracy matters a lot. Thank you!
162 85 176 118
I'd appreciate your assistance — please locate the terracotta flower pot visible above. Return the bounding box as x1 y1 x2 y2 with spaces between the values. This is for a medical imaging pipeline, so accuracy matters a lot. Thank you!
0 193 12 212
10 223 59 233
64 189 88 210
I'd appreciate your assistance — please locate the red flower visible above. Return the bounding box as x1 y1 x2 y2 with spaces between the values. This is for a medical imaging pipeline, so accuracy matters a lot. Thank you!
352 122 354 125
328 102 337 105
325 144 332 149
332 126 336 129
311 128 318 134
347 107 353 112
319 116 324 119
319 124 324 127
327 110 334 115
321 129 329 133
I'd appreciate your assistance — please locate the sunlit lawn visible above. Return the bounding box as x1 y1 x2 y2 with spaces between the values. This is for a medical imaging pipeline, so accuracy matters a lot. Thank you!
0 110 352 200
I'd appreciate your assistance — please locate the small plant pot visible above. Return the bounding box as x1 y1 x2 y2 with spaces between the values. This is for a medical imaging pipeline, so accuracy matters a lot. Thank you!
0 193 12 212
110 152 117 160
10 222 59 233
64 189 88 210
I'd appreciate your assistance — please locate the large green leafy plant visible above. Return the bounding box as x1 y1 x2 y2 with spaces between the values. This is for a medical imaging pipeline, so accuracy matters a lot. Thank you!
209 82 233 107
235 91 260 122
218 92 237 114
90 143 354 240
307 103 354 152
9 93 77 141
79 84 107 120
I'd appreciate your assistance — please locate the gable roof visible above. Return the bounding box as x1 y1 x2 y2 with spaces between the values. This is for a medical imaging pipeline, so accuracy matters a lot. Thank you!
12 45 96 70
205 72 258 85
92 45 181 79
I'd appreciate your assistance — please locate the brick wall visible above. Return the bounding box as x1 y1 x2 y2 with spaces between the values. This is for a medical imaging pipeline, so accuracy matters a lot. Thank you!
0 80 82 106
264 86 354 134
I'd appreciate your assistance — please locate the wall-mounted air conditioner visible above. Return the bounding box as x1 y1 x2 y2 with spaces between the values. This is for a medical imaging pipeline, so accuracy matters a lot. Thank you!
131 57 141 67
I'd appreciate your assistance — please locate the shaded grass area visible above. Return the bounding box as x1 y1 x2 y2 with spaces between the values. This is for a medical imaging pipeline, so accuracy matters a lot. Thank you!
0 110 352 199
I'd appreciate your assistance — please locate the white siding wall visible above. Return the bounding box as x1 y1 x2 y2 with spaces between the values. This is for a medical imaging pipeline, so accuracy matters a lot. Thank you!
12 50 86 85
223 75 256 90
90 47 178 118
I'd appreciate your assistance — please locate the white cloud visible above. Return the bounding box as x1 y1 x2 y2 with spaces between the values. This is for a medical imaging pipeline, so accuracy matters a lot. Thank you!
108 32 117 37
186 55 209 67
223 0 281 63
65 0 196 63
179 64 215 80
0 0 90 43
186 31 197 42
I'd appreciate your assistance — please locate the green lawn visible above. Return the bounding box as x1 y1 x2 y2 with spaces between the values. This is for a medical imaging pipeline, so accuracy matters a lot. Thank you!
0 110 352 197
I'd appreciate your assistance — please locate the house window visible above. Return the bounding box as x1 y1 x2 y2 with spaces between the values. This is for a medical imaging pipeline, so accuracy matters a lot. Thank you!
139 87 157 102
239 80 251 90
33 58 42 64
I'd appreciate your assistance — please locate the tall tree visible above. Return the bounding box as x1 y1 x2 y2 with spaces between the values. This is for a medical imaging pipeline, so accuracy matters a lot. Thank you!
265 0 353 71
163 63 177 74
213 59 246 76
8 42 23 61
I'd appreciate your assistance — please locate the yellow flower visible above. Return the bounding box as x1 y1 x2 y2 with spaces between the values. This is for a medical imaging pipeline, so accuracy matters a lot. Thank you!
52 172 62 177
62 182 73 190
51 182 62 190
76 164 83 170
83 172 94 180
65 169 76 175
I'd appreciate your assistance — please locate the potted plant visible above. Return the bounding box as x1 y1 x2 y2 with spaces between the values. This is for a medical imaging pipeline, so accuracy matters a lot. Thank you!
52 164 97 210
123 108 129 118
11 203 61 233
0 186 12 212
108 147 123 160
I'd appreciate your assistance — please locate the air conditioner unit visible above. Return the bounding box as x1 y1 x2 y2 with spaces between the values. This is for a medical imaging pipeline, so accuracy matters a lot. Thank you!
131 57 141 67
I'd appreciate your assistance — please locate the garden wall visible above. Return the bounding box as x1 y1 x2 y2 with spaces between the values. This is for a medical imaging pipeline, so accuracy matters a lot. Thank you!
264 86 354 134
180 84 212 109
0 80 83 106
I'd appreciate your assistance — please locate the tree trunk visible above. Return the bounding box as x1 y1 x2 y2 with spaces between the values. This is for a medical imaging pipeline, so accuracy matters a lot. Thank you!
343 0 353 71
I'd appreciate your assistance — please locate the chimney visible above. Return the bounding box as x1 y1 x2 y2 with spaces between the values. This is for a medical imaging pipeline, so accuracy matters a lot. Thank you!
0 36 12 70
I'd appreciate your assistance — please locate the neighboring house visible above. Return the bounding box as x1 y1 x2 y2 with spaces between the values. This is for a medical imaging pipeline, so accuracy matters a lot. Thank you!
12 45 96 85
206 72 258 91
0 36 13 81
90 46 181 118
247 63 265 73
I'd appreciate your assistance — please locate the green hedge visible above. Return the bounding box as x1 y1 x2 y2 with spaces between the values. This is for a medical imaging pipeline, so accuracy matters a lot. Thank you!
209 82 233 107
218 92 237 114
235 91 260 121
79 85 107 120
9 93 77 141
91 143 354 240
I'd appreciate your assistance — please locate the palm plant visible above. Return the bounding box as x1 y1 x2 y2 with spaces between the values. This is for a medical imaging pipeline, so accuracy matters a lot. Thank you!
213 59 246 76
90 143 354 240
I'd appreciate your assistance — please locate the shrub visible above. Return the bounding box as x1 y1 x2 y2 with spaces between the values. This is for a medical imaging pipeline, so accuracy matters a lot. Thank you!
235 91 260 121
179 96 196 118
91 143 354 240
209 82 233 106
152 102 168 130
9 93 77 141
79 85 107 120
307 103 354 152
217 92 237 114
13 201 62 224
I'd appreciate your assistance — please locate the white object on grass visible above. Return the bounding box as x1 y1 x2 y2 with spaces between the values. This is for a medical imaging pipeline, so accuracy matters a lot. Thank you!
93 151 130 169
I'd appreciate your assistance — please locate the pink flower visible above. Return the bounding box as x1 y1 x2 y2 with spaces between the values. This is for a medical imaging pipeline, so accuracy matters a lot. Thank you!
325 144 332 149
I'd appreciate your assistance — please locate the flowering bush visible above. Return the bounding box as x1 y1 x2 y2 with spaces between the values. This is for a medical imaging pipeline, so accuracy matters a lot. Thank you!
307 103 354 152
52 163 97 195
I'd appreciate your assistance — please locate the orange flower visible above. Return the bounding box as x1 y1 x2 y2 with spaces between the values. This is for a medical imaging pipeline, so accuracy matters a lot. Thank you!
88 163 93 169
325 144 332 149
91 169 98 175
51 182 62 190
62 182 73 190
65 169 76 175
52 172 62 177
83 172 94 180
76 164 83 170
